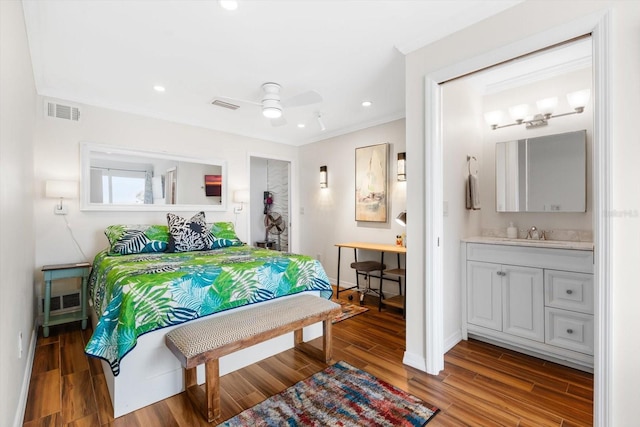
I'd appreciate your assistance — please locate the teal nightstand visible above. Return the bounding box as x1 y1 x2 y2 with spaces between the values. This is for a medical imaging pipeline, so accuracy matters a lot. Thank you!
41 262 91 337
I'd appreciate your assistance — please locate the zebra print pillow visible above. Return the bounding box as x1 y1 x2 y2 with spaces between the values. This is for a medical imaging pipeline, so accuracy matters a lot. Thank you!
166 211 214 253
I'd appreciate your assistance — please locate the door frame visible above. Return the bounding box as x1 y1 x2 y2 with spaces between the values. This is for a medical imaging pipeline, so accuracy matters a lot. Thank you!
248 152 296 252
423 11 611 425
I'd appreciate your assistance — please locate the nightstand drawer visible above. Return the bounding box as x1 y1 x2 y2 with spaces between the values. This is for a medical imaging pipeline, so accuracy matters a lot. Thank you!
545 270 593 314
545 308 594 355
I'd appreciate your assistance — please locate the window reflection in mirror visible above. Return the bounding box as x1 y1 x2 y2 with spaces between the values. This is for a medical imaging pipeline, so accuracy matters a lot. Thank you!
80 142 227 211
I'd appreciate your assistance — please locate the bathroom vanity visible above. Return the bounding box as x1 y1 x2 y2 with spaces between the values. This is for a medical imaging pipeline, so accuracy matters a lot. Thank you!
461 237 594 371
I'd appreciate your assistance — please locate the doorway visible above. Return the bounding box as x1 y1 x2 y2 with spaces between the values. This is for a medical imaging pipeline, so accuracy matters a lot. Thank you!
422 14 611 425
249 156 291 252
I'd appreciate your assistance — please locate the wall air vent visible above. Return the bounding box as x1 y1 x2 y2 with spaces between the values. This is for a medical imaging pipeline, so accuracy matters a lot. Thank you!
41 290 81 314
211 99 240 110
45 100 80 121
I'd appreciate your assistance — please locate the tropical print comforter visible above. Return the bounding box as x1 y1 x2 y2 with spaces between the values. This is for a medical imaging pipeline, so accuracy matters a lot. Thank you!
85 246 332 376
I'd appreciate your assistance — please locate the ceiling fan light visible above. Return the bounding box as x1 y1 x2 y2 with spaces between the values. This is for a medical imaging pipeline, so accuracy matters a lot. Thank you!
262 106 282 119
218 0 238 11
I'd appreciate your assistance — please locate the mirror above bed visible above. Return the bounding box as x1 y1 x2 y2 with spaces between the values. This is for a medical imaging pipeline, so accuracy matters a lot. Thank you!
80 142 227 211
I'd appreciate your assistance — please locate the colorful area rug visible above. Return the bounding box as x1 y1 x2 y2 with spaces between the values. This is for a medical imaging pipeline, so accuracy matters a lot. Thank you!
332 301 369 323
219 361 439 426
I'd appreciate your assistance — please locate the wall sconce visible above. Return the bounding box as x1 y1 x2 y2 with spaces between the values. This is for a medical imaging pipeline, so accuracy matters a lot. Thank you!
320 166 328 188
397 152 406 181
395 211 406 226
45 180 78 215
233 190 250 214
484 89 591 130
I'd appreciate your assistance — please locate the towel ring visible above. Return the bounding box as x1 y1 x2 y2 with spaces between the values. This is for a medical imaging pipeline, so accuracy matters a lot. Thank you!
467 155 478 175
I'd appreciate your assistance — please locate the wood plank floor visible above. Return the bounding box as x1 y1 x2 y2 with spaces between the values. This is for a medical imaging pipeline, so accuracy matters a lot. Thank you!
23 290 593 426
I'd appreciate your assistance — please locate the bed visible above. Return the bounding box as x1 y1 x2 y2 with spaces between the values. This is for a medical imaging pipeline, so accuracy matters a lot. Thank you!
85 226 332 417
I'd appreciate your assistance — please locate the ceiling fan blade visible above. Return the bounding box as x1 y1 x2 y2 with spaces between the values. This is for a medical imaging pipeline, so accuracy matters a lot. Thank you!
271 116 287 127
281 90 322 108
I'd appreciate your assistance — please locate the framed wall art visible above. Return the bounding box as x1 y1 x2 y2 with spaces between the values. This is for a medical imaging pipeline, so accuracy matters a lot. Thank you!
355 143 388 222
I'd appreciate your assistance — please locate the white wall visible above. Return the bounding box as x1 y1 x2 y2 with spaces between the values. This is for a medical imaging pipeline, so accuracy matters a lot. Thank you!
0 2 37 426
33 99 298 291
480 67 593 236
298 119 406 287
406 1 640 424
441 80 484 347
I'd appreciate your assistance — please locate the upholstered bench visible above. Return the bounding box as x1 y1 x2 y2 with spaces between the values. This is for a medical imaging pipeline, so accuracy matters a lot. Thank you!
165 293 341 422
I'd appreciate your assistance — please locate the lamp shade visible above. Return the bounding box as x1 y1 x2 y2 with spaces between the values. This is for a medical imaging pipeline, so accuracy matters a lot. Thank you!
566 89 591 112
320 166 327 188
395 211 406 226
45 180 77 199
233 190 250 203
483 110 503 127
397 152 406 181
508 104 529 123
536 97 558 116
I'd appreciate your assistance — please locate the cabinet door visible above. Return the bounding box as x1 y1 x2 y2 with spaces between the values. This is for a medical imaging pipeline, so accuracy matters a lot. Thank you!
502 265 544 342
467 261 502 331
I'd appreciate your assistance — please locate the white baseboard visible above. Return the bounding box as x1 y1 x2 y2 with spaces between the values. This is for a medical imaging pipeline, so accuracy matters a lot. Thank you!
13 326 37 427
444 330 462 353
402 351 427 372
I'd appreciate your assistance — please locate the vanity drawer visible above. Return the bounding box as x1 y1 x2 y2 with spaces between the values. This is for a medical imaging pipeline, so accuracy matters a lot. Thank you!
545 270 594 314
545 308 594 355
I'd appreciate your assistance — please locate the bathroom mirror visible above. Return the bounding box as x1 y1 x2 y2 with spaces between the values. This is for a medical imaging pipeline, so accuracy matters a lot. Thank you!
495 130 586 212
80 142 227 211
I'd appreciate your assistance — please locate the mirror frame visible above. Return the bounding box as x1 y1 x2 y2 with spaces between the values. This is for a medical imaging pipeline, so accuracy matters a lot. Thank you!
80 142 228 212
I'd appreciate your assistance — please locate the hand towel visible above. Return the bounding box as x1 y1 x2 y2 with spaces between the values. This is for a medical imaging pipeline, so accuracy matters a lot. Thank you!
466 173 481 210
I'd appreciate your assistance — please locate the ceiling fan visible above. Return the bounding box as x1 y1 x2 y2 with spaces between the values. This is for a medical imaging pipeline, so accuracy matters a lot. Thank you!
212 82 322 127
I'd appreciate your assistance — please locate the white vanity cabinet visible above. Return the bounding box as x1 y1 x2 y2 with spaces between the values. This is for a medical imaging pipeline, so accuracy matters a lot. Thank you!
462 240 594 371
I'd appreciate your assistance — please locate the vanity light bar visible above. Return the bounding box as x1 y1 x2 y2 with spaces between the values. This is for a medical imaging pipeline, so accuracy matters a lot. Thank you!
485 89 590 130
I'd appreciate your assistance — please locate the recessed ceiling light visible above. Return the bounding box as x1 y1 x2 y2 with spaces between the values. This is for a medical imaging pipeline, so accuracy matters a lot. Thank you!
297 123 305 128
362 101 372 107
153 85 165 92
218 0 238 11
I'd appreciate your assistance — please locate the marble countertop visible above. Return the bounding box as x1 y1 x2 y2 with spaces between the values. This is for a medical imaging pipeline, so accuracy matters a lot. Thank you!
462 236 594 251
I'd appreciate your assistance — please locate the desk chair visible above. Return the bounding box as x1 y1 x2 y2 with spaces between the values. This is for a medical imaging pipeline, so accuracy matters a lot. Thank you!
350 259 385 306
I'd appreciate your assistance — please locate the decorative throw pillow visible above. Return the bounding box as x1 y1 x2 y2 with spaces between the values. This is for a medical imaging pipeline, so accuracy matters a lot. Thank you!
210 222 243 246
105 225 169 255
166 212 214 252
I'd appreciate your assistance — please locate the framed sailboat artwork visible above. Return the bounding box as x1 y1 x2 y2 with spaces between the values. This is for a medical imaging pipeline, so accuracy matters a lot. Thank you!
355 143 388 222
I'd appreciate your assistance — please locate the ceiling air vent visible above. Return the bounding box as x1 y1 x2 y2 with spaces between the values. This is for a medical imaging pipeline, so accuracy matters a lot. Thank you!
45 100 80 121
211 99 240 110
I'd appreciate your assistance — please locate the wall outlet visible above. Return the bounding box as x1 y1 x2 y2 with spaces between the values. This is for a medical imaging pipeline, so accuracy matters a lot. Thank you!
18 331 23 359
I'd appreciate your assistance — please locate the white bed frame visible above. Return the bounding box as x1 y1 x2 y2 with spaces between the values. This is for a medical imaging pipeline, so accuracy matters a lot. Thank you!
90 291 323 418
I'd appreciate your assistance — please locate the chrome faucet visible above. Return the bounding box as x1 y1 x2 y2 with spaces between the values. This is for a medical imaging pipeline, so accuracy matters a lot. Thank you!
527 226 539 240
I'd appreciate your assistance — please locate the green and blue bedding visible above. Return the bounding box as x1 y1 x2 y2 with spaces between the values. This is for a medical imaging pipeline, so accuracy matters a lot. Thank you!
85 246 332 376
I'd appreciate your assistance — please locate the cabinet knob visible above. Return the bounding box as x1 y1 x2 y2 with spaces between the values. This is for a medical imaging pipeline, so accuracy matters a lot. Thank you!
567 329 574 334
566 289 573 295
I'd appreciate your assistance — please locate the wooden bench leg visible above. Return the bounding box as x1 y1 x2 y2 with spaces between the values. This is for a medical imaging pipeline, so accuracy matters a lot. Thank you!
293 318 333 363
184 360 220 423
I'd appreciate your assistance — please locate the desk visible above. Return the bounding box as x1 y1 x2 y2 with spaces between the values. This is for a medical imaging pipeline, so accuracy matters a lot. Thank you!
335 242 406 314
